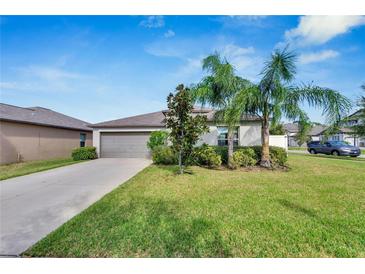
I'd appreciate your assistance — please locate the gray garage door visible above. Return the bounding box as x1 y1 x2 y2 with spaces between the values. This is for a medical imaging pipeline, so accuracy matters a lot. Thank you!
100 132 151 158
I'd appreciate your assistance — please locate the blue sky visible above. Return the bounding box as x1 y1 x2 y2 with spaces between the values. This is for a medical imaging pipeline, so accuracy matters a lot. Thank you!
1 15 364 123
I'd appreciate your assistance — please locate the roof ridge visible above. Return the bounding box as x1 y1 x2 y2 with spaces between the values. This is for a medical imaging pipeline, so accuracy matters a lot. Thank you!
91 110 163 125
0 102 34 111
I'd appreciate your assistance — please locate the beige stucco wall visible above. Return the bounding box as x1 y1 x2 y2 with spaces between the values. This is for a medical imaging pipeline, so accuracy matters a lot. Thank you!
0 120 92 164
197 121 262 146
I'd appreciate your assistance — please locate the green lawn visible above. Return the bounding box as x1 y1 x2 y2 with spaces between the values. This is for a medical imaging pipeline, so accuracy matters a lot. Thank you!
288 146 365 152
288 147 307 151
0 158 84 180
23 155 365 258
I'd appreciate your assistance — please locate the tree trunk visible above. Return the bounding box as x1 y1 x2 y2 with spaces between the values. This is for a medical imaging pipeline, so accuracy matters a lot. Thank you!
227 128 234 169
260 116 271 168
178 149 183 174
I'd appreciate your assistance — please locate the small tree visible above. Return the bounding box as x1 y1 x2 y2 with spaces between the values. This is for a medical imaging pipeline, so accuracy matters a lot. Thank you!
147 130 168 151
269 123 285 135
165 84 208 174
294 114 313 146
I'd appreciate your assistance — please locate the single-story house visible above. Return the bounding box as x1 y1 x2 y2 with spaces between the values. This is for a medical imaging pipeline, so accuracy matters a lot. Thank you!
316 110 364 147
0 103 92 164
318 127 364 147
89 108 287 158
284 123 326 147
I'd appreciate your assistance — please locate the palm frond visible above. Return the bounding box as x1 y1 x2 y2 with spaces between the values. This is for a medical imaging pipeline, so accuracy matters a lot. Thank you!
285 85 352 123
260 46 297 92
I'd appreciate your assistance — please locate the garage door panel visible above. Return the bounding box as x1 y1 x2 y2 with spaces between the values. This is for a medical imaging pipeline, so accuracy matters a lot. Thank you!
100 132 151 158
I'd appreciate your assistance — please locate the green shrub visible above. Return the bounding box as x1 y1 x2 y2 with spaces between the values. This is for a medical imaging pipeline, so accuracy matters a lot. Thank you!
213 146 229 165
231 148 258 169
191 144 222 168
268 146 288 167
211 145 287 167
152 146 177 165
147 131 168 151
71 146 98 161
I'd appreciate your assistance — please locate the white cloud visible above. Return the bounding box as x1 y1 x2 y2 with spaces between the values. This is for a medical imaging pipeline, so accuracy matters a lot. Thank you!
164 29 175 38
0 81 52 92
172 44 262 83
145 39 193 58
0 82 18 89
218 44 262 80
221 44 255 59
18 65 84 81
285 16 365 46
298 50 340 64
139 16 164 28
1 65 89 93
172 57 203 82
219 16 268 28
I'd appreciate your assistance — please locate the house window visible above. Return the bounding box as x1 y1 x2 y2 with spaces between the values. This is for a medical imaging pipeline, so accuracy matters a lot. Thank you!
217 127 239 146
80 133 86 147
329 134 340 141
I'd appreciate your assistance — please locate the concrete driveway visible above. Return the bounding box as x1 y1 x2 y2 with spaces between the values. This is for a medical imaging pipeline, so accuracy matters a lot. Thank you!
0 158 151 256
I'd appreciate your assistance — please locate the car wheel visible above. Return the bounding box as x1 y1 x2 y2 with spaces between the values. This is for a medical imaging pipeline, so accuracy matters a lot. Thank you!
309 149 316 154
350 155 358 158
331 150 340 156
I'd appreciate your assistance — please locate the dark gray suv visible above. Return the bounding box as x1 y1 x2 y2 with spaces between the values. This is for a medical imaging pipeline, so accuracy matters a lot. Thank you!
307 141 361 157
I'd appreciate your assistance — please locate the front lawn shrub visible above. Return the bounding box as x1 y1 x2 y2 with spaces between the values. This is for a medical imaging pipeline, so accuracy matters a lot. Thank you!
147 130 168 151
152 146 177 165
191 144 222 168
231 148 257 169
213 146 229 164
71 146 98 161
268 146 288 167
211 145 287 167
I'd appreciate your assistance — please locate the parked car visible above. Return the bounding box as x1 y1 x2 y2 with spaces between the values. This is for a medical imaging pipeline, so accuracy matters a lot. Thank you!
307 141 361 157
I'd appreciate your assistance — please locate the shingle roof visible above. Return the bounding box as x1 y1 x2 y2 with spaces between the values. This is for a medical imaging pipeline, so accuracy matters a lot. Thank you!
284 123 327 136
0 103 92 131
284 123 299 133
89 108 262 128
90 111 166 128
310 125 327 136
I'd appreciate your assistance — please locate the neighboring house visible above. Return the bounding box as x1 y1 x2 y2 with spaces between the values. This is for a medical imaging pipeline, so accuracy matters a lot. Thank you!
0 103 92 164
284 123 326 147
318 111 365 147
89 108 287 158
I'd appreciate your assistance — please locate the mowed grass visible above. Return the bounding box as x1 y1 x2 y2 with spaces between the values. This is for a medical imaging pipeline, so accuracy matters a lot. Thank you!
24 155 365 257
0 158 83 180
288 147 307 151
288 151 365 162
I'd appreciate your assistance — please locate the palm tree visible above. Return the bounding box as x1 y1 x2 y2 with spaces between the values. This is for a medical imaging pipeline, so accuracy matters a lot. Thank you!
191 54 249 168
235 47 352 167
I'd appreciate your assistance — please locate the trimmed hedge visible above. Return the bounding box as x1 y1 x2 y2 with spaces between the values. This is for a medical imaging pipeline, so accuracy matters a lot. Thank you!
151 146 177 165
71 146 98 161
151 144 287 168
212 145 287 167
231 148 257 169
191 144 222 168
